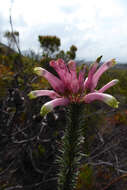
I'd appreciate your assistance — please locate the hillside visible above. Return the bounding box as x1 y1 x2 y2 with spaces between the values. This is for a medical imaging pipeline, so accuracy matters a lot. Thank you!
0 42 16 55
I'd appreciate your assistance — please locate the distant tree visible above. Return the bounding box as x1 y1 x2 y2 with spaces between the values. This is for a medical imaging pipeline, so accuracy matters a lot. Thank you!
67 45 77 60
38 35 60 58
56 45 77 61
4 30 19 49
56 50 66 60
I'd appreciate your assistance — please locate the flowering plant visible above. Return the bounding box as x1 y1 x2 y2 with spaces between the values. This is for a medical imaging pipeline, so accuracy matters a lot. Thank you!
29 57 119 115
28 57 119 190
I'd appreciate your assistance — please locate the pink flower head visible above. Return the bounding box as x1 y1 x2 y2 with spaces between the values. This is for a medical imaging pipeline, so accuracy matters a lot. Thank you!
29 58 119 116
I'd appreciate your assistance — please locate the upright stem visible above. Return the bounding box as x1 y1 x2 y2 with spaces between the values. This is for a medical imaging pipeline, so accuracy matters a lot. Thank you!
57 103 85 190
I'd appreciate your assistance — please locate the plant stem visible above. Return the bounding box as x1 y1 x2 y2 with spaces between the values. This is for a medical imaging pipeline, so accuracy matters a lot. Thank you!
57 103 85 190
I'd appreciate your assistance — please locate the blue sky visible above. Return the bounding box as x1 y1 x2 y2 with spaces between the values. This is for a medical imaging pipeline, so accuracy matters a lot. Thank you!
0 0 127 62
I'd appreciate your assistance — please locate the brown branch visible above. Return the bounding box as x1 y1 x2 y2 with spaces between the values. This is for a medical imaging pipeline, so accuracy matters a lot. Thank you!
102 173 127 190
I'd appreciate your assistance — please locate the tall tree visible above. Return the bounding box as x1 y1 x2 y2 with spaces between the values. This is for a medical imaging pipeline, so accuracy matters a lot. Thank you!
38 35 60 58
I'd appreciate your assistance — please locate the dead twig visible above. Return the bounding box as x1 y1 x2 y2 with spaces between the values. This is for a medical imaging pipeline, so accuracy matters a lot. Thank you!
101 173 127 190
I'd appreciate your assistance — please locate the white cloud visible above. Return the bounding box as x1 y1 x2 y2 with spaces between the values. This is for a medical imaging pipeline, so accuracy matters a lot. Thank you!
0 0 127 62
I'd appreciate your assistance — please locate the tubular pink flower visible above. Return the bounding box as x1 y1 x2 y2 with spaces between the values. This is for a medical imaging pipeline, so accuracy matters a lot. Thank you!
98 79 119 93
84 92 119 108
78 68 85 91
68 60 79 93
34 67 65 93
92 59 116 90
84 59 116 92
84 61 98 90
68 60 77 79
71 80 79 94
29 57 119 116
40 98 69 116
28 90 60 99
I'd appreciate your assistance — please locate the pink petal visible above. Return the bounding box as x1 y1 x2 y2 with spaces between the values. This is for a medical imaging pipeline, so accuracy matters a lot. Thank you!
84 61 98 90
78 68 85 91
68 60 77 79
98 79 119 93
70 79 79 94
34 67 65 93
92 59 116 89
84 92 119 108
28 90 60 99
67 60 80 93
40 97 69 116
